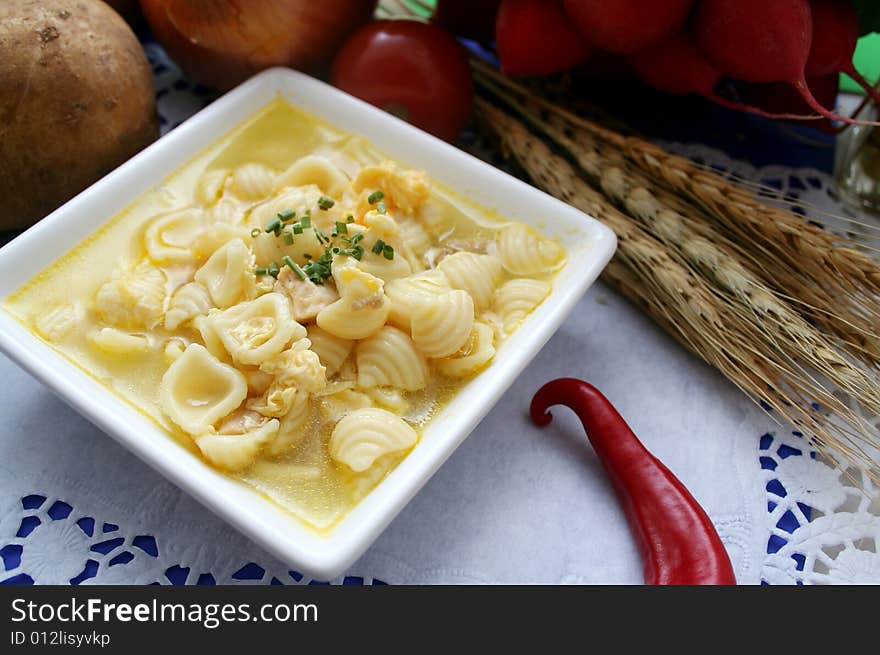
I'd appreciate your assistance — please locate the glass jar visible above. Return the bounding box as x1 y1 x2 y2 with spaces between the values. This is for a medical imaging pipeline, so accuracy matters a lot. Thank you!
834 98 880 216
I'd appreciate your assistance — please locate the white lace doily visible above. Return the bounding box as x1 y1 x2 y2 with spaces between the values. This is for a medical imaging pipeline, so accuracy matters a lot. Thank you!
1 41 878 586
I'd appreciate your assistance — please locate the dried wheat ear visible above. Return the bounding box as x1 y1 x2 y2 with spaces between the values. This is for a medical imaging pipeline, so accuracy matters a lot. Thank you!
472 89 880 485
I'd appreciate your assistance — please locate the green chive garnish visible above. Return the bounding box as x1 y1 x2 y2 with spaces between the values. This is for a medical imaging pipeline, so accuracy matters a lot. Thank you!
268 262 280 278
383 244 394 260
283 229 294 245
265 218 282 234
351 233 364 245
292 223 303 234
278 208 296 222
301 212 311 229
255 266 268 276
335 221 348 235
317 196 335 210
371 239 386 255
368 190 384 204
346 215 355 223
283 256 306 280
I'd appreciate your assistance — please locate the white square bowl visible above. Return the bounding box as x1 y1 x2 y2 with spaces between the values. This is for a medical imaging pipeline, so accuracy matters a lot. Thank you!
0 68 616 579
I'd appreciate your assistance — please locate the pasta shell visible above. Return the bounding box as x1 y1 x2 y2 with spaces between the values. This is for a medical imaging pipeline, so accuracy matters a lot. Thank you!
265 390 312 456
207 292 305 365
230 163 277 201
435 321 496 378
357 326 428 391
159 343 248 436
316 256 390 340
165 282 212 330
497 223 565 275
194 238 254 308
363 387 410 415
95 261 167 330
195 419 279 471
144 208 203 264
191 223 252 260
329 408 418 473
493 278 551 334
410 289 474 358
275 155 348 198
437 251 504 311
89 327 150 355
384 269 450 331
358 211 413 282
35 303 83 342
194 168 230 207
192 314 229 361
305 325 353 378
318 388 373 422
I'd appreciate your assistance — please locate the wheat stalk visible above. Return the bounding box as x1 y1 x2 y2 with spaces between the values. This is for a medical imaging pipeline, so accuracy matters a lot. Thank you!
472 64 880 368
474 97 880 481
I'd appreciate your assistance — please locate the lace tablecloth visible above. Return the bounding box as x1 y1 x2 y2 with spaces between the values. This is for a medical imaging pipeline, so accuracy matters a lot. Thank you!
2 43 879 586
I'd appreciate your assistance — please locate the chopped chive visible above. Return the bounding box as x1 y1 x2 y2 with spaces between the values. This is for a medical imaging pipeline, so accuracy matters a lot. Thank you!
255 266 268 276
332 247 341 254
283 256 306 280
317 196 335 210
346 215 355 223
268 262 280 278
278 208 296 222
383 244 395 260
335 221 348 235
350 246 364 261
265 218 282 234
283 229 294 245
315 227 329 244
250 227 261 238
371 239 386 255
350 233 364 245
301 212 311 228
367 190 384 204
376 201 387 215
292 223 303 234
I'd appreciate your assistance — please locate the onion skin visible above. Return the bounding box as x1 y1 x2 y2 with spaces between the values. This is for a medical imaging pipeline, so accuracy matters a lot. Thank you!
140 0 377 90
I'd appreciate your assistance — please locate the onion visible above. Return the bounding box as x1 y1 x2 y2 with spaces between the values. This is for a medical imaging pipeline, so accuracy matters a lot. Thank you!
140 0 377 90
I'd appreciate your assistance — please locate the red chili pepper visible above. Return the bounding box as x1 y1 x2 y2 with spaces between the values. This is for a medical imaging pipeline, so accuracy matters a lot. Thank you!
530 378 736 585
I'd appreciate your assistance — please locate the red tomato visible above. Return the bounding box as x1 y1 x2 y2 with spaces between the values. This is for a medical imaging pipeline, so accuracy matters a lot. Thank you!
331 20 473 141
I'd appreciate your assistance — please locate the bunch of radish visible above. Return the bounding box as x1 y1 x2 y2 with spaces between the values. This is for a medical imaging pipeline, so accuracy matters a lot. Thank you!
443 0 880 126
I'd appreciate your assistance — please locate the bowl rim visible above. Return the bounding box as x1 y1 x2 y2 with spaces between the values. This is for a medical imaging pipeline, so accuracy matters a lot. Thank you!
0 67 617 579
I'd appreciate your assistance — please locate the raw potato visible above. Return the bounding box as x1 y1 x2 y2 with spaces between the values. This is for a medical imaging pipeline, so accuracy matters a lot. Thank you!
0 0 158 231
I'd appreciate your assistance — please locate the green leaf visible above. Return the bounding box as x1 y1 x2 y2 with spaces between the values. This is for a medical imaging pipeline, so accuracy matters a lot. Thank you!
855 0 880 36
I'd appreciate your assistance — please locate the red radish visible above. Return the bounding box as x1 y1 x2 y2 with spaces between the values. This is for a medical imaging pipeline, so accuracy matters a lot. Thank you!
737 74 840 132
694 0 879 126
434 0 501 42
563 0 694 54
630 33 822 120
806 0 880 106
496 0 592 76
575 50 633 81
